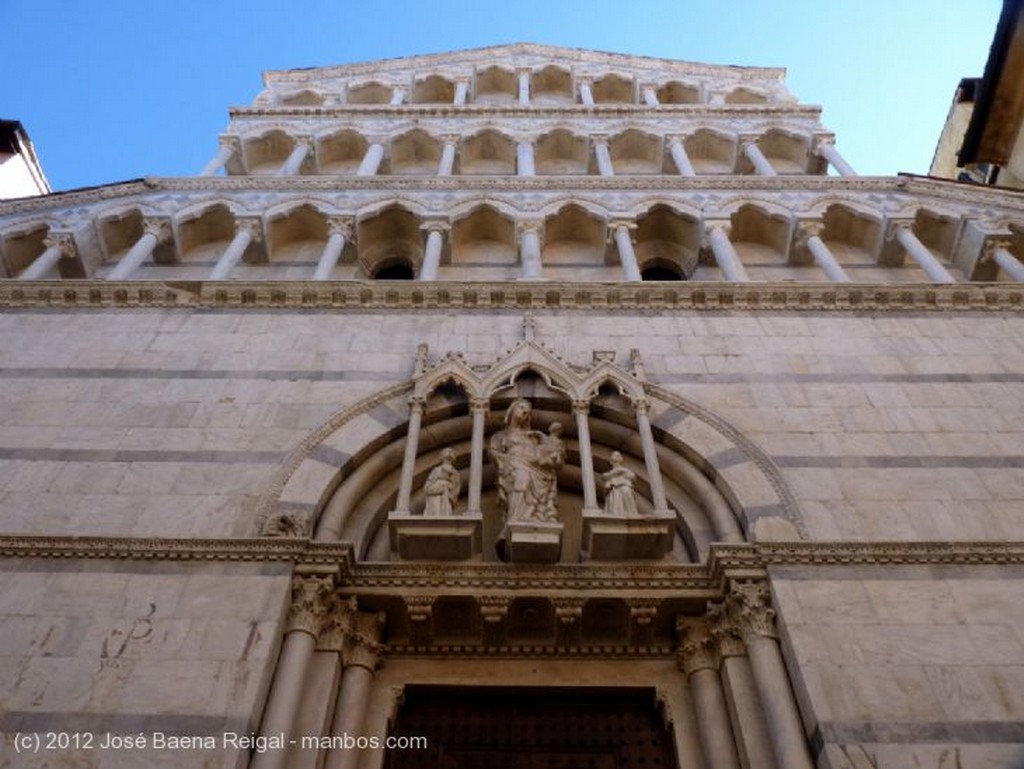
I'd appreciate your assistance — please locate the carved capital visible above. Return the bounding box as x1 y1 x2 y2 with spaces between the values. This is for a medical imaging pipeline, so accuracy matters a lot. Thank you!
440 134 461 147
794 221 825 249
408 395 426 414
707 601 746 658
469 397 491 413
42 233 76 258
632 398 650 417
235 217 263 243
517 218 544 235
420 219 450 235
294 135 315 152
317 595 358 652
285 575 334 636
326 217 354 240
344 609 386 670
218 135 242 153
142 218 172 244
725 581 778 642
571 399 591 416
979 234 1016 263
676 617 719 675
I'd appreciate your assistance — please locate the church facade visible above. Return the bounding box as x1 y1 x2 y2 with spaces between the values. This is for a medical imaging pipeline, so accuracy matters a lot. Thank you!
1 44 1024 769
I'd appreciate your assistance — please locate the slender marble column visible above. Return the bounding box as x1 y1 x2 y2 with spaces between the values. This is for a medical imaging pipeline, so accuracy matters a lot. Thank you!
517 140 536 176
209 219 261 281
323 612 386 769
634 400 669 514
356 142 385 176
251 576 333 769
742 141 777 176
993 246 1024 282
641 85 659 106
19 233 75 280
797 225 850 282
817 141 857 176
579 79 595 105
668 136 697 177
437 136 458 176
677 617 742 769
199 140 237 176
395 398 425 513
467 398 488 514
707 225 750 282
389 86 406 106
517 69 530 105
894 226 955 283
573 400 599 513
107 219 171 281
727 583 814 769
313 219 352 281
453 79 469 105
709 603 778 769
280 138 312 176
518 220 543 280
418 223 447 281
594 137 614 176
613 222 642 282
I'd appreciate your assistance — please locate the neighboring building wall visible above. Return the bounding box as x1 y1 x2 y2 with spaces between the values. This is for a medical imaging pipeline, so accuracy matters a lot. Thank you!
0 121 51 200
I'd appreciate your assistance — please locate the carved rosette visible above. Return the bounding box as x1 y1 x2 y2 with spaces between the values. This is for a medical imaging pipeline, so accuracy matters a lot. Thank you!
676 617 719 676
725 581 778 642
285 575 335 636
260 511 308 538
707 601 746 658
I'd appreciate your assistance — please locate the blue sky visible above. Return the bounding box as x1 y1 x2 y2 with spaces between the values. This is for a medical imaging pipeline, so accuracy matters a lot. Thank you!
1 0 1002 191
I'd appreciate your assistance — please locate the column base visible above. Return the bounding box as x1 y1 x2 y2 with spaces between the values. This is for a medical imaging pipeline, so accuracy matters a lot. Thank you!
388 512 483 561
582 512 675 560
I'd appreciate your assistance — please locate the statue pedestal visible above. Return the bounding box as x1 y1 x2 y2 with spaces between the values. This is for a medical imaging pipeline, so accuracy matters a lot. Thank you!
505 521 563 563
388 513 483 561
582 514 674 560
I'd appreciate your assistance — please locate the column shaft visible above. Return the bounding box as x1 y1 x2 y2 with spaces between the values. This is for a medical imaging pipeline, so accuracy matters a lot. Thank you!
454 81 469 105
280 142 309 176
107 231 158 281
614 225 642 282
670 139 697 177
208 228 253 281
690 668 742 769
994 247 1024 282
395 403 423 513
518 71 530 105
199 144 234 176
18 244 63 280
579 81 595 105
806 235 850 282
635 407 669 513
323 664 375 769
595 141 614 176
895 228 955 283
743 142 777 176
390 86 405 106
642 86 659 106
746 637 815 769
708 227 750 282
419 229 444 281
250 631 317 769
721 656 778 769
818 142 857 176
520 228 543 280
438 142 457 176
356 143 385 176
313 231 346 281
517 141 535 176
574 406 598 512
467 403 486 513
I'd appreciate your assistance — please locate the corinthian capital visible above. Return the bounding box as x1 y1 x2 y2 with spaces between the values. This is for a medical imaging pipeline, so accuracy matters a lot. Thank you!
142 218 173 243
285 575 335 636
725 581 777 641
42 233 77 258
675 617 719 675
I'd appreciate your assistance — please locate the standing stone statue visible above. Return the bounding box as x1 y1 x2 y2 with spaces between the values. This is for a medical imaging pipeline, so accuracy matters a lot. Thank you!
601 451 640 517
423 448 460 516
488 399 563 525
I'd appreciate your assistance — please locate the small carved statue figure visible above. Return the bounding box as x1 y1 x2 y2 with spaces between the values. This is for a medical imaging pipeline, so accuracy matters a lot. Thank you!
423 448 461 516
489 399 563 525
602 451 640 517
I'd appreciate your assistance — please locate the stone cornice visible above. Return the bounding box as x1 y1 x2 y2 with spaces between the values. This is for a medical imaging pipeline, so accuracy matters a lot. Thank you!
1 279 1022 313
228 104 821 120
262 44 787 84
1 536 1021 572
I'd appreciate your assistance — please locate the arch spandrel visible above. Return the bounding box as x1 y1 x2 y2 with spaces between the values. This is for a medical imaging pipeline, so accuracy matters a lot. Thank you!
254 332 805 561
